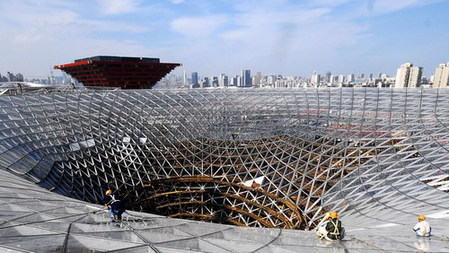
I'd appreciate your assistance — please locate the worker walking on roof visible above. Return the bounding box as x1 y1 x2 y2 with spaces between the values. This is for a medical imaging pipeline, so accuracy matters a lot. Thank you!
413 215 431 237
317 211 345 241
103 189 124 222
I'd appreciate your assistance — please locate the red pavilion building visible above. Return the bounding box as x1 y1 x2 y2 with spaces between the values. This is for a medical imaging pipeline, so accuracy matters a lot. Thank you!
54 56 181 89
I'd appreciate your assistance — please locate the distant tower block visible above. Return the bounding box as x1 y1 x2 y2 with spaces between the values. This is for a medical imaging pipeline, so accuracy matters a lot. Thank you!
54 56 181 89
434 62 449 88
395 62 422 88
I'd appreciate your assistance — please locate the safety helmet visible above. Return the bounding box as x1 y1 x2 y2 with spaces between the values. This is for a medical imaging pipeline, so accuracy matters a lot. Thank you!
418 215 426 221
105 190 112 195
330 211 338 218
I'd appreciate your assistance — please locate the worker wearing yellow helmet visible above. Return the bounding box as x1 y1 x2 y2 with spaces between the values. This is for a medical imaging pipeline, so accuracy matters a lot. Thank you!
329 211 338 218
316 211 345 241
413 215 431 237
103 189 124 222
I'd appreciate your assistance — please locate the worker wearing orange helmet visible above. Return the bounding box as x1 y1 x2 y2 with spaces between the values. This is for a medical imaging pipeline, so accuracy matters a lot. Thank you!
316 211 345 241
413 215 431 237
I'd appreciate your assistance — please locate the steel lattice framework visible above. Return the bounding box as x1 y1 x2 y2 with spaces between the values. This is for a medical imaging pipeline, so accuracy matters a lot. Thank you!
1 88 449 230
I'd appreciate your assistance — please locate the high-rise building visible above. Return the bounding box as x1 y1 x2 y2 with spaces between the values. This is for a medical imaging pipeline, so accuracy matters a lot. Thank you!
191 72 200 88
311 72 320 85
219 74 228 87
200 77 210 88
168 74 177 87
329 75 334 84
433 63 449 88
229 76 238 86
253 72 262 86
236 75 242 86
191 72 199 86
338 75 345 84
7 72 14 82
183 71 187 86
395 63 422 88
266 74 276 86
347 74 355 83
241 70 251 87
325 72 332 83
16 73 24 82
1 73 7 82
409 67 422 88
211 76 219 87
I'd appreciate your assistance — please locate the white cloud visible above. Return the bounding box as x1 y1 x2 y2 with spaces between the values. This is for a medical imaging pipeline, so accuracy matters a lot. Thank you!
363 0 447 16
0 0 154 78
13 34 44 43
0 1 148 44
96 0 142 15
171 15 228 37
238 8 330 28
33 10 78 26
1 0 447 78
219 30 246 40
83 20 150 33
168 2 369 76
306 0 355 7
366 0 419 14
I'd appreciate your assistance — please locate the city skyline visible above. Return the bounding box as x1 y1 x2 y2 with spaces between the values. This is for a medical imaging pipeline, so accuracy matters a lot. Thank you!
1 0 449 78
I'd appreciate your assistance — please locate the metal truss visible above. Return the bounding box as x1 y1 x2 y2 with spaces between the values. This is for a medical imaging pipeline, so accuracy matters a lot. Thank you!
1 88 449 230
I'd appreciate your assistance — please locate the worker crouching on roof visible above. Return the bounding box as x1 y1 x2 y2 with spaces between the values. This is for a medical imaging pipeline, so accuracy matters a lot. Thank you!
413 215 431 237
103 189 124 222
316 211 345 241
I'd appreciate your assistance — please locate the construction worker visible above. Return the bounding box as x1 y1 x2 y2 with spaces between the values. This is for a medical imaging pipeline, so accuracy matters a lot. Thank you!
103 189 124 222
413 215 431 237
317 211 345 241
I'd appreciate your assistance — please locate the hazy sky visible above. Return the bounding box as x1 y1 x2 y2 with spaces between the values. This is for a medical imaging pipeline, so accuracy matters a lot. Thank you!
1 0 449 79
